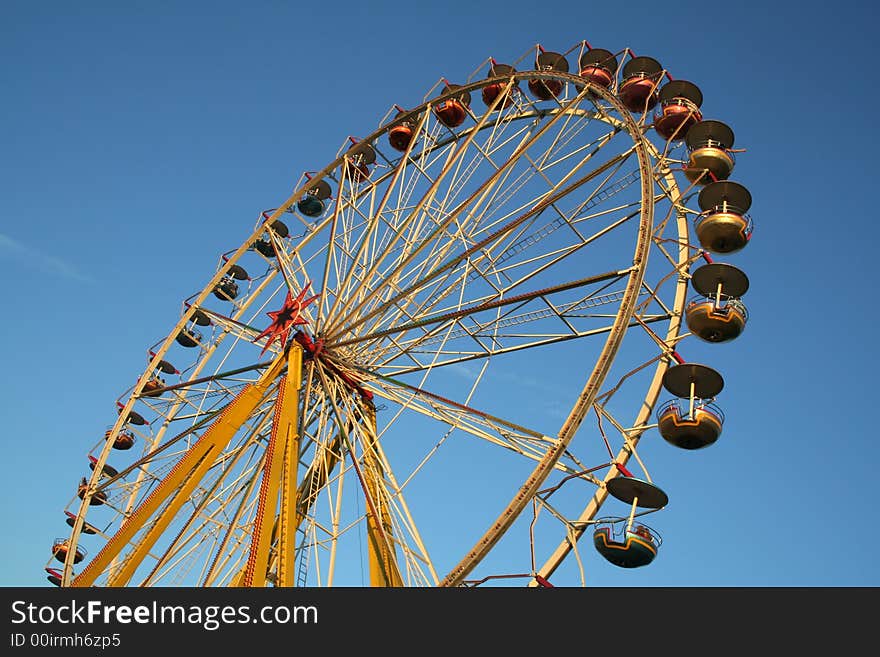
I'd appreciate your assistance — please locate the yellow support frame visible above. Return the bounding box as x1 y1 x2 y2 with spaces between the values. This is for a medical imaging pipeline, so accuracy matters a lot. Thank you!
361 402 403 587
277 349 303 586
72 349 291 588
243 345 302 586
231 428 344 587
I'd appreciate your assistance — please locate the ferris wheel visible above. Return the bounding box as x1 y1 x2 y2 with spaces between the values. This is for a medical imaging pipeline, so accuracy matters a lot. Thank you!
48 40 755 588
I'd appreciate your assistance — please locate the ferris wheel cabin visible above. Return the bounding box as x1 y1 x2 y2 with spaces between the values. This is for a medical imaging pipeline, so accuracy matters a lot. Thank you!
213 275 239 301
578 48 618 90
593 521 661 568
213 263 248 301
685 299 748 343
88 455 118 478
482 63 519 109
618 56 663 113
684 120 736 184
657 399 725 449
593 477 667 568
65 510 98 534
190 308 212 327
269 219 289 238
529 51 569 100
656 362 726 449
345 141 376 183
685 263 750 343
156 358 177 375
253 219 290 258
118 406 146 426
696 181 753 254
141 376 165 397
176 326 202 347
52 539 86 565
254 237 275 257
388 108 421 152
142 358 175 397
106 429 135 450
77 477 108 506
654 80 703 141
297 179 332 218
434 83 471 128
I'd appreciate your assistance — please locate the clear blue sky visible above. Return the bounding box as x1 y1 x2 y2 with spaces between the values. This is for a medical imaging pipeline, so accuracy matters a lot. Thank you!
2 0 877 587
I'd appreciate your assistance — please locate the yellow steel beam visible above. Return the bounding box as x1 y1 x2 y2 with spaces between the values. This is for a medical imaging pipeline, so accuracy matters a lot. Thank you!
230 428 345 587
72 352 289 588
277 346 303 587
250 378 403 588
241 377 289 586
244 345 302 587
361 402 403 587
108 443 220 586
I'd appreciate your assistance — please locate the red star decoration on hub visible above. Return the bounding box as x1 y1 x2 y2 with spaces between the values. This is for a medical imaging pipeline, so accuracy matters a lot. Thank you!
254 283 320 356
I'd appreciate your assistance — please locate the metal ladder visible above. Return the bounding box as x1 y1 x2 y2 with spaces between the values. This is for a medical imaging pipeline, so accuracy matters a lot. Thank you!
294 467 321 587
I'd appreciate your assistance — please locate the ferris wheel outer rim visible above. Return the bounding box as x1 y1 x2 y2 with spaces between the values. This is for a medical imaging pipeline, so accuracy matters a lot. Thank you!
61 71 673 586
61 68 687 587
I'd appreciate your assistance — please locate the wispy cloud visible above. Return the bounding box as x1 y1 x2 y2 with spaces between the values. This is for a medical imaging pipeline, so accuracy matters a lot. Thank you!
446 363 480 379
0 233 93 282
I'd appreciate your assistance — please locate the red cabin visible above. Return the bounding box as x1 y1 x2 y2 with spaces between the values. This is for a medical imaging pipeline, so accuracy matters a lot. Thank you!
528 51 569 100
482 63 518 109
578 48 618 91
434 83 471 128
388 108 420 152
653 80 703 141
345 141 376 183
618 56 663 113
